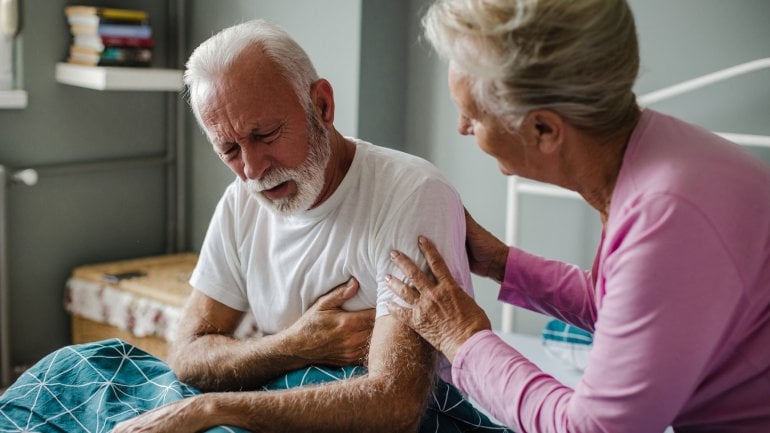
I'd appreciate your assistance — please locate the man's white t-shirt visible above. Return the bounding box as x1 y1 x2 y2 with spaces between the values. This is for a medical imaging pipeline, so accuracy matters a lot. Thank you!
190 139 473 339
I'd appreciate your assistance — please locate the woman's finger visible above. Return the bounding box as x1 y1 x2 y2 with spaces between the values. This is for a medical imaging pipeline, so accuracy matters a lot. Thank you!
389 250 432 290
385 274 420 304
417 236 454 284
386 301 415 326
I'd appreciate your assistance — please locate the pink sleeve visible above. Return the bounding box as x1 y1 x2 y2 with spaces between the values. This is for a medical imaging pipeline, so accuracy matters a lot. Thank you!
500 247 597 331
452 330 575 432
453 195 742 432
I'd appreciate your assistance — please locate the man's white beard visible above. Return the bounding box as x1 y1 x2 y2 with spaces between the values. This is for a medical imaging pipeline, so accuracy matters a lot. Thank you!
245 110 331 216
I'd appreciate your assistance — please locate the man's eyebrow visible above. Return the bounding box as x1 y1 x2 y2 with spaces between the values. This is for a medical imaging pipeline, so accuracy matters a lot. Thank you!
209 132 236 148
250 117 285 132
250 123 283 135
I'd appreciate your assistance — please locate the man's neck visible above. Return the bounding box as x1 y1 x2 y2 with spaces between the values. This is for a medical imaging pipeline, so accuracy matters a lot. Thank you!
311 130 356 208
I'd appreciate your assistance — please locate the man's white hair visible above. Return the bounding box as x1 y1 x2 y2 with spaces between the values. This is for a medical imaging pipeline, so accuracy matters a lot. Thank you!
184 19 320 124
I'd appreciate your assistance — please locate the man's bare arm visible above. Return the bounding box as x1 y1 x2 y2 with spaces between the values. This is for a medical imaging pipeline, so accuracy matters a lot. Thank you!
170 279 375 391
114 314 435 433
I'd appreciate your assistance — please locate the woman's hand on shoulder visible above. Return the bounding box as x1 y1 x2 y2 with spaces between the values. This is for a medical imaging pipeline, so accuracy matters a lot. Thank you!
465 208 508 283
385 236 492 363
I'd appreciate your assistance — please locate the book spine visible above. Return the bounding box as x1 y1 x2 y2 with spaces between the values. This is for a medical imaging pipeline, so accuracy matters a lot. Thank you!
67 15 149 27
97 24 152 39
102 36 155 49
101 47 152 63
64 6 149 22
68 47 153 67
74 35 155 50
99 9 149 21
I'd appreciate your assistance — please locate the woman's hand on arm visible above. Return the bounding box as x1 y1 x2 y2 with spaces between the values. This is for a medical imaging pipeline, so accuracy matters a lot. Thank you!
464 208 509 283
386 236 492 363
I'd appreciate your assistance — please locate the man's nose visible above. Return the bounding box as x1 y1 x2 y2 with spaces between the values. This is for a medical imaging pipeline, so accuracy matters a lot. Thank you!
241 144 271 180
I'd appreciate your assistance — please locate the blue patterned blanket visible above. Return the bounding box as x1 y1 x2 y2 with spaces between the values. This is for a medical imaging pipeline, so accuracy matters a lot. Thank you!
0 339 512 432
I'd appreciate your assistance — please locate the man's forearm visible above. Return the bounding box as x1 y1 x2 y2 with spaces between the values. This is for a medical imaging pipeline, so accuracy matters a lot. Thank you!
205 373 429 432
171 285 374 392
177 318 436 432
170 331 313 392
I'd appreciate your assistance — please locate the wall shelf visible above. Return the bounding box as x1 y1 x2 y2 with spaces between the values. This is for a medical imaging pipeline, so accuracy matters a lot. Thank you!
55 63 183 91
0 90 27 109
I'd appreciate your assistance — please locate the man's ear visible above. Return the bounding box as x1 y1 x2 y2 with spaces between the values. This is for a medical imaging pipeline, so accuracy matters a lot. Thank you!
310 78 335 126
526 110 564 155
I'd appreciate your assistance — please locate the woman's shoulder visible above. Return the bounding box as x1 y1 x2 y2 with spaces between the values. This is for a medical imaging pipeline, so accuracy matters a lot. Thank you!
615 110 770 212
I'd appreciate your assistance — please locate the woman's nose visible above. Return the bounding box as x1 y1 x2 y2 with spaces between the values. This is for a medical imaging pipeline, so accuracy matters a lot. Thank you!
458 115 474 136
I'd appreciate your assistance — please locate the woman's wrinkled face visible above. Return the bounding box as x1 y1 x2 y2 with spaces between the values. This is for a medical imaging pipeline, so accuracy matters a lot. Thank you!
448 65 530 176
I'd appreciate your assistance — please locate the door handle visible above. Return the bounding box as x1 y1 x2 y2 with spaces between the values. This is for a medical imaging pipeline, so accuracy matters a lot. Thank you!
0 0 19 38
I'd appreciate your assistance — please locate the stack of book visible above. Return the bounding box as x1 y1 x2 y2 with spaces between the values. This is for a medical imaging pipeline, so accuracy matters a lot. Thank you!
65 5 154 67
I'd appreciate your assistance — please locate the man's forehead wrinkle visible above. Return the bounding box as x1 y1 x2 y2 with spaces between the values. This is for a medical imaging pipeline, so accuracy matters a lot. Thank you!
201 102 236 144
202 90 255 145
199 48 297 149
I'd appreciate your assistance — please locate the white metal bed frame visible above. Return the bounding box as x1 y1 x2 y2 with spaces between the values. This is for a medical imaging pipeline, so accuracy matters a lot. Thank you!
501 57 770 333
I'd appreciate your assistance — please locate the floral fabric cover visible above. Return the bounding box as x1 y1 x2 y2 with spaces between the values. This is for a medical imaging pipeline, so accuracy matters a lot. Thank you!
64 277 260 342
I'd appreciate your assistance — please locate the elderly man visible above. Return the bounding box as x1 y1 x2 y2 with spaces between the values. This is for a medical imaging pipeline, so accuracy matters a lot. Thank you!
0 19 509 433
111 19 496 433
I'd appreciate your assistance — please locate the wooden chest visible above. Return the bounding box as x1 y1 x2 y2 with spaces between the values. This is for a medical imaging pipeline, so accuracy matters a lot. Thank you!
65 253 198 360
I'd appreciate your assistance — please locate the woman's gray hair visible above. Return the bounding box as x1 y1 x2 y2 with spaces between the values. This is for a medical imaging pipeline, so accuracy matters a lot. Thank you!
184 19 319 121
424 0 640 135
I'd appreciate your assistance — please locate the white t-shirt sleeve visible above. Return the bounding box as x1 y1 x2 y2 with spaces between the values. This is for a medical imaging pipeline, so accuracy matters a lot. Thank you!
189 183 250 312
374 177 473 318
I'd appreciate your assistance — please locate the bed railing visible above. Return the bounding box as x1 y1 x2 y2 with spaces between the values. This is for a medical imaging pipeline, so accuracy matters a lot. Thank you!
637 57 770 106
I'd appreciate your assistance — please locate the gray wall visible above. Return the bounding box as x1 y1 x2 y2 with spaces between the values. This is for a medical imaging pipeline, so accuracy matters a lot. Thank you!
357 0 409 151
403 0 770 334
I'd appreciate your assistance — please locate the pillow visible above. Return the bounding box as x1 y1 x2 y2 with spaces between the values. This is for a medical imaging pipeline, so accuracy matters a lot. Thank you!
541 319 593 372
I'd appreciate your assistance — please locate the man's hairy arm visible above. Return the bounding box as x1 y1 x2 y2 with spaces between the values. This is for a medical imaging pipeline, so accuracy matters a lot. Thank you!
170 279 375 391
114 314 436 433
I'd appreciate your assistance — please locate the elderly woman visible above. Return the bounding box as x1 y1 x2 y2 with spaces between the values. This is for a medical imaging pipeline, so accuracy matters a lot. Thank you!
386 0 770 432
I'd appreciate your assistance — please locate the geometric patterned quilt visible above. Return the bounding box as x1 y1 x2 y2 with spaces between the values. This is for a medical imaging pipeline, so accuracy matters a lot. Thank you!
0 339 513 432
541 319 593 372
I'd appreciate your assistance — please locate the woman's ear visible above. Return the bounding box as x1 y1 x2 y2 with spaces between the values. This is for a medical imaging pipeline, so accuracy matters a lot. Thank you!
527 110 564 155
310 78 335 126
